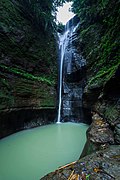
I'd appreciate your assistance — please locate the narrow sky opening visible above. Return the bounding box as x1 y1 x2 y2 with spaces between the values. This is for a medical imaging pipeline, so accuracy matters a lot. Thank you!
56 2 75 25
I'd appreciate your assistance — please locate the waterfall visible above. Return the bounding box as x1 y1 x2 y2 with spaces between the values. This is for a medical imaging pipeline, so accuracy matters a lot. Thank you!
57 18 79 123
57 25 68 123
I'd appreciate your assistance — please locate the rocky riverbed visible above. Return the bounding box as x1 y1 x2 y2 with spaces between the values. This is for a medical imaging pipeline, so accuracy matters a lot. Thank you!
41 113 120 180
41 145 120 180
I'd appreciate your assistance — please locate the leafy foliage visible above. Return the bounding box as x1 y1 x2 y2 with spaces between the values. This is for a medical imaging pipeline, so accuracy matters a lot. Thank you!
71 0 120 86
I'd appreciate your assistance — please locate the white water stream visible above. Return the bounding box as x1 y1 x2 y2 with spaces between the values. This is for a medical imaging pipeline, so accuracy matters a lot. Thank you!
57 27 69 123
57 20 79 123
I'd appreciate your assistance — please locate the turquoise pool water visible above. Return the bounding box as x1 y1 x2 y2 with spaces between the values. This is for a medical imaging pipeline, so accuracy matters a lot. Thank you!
0 122 88 180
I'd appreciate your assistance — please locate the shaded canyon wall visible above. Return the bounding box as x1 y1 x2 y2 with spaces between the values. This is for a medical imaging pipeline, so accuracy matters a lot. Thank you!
0 0 57 137
71 0 120 145
59 16 92 123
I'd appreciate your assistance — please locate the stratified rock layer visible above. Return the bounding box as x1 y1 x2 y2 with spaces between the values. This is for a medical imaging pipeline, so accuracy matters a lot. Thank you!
0 0 57 138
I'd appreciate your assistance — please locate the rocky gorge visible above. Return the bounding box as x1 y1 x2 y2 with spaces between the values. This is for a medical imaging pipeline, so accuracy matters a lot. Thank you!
42 0 120 179
0 0 120 179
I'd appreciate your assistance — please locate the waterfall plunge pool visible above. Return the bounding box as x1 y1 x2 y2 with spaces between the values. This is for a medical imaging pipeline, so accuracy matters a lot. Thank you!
0 122 89 180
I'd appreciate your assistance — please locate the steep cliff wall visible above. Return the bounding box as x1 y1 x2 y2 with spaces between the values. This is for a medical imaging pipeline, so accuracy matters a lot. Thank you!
72 0 120 137
0 0 57 137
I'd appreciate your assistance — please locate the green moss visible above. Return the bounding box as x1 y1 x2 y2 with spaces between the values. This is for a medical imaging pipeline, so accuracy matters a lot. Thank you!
72 0 120 92
105 105 118 120
0 0 58 110
0 64 55 85
0 0 57 80
39 93 56 107
103 104 120 125
0 74 56 110
0 78 9 88
0 0 20 24
0 90 14 109
88 63 120 87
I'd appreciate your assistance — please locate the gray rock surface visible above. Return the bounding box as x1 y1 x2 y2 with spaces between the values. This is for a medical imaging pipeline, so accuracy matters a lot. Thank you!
41 146 120 180
87 113 114 145
114 124 120 144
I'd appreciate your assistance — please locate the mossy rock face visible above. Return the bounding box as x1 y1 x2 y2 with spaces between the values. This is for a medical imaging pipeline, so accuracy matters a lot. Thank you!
72 0 120 124
0 0 57 111
0 66 56 110
72 0 120 81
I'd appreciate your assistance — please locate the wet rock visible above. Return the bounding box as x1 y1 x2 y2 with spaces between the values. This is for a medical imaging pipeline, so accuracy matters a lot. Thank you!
67 15 80 29
63 18 86 84
87 113 114 145
83 84 103 109
94 99 120 127
114 124 120 144
81 113 115 157
61 81 92 123
0 108 56 139
65 66 86 83
83 66 120 128
41 146 120 180
59 16 89 123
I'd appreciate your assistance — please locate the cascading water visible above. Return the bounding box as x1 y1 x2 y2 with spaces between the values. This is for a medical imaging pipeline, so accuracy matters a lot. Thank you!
57 16 91 124
57 27 68 123
57 18 79 123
